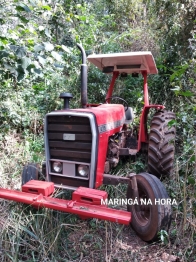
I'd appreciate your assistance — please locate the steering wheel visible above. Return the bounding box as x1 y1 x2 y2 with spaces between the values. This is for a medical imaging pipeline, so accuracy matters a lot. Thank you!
105 96 129 111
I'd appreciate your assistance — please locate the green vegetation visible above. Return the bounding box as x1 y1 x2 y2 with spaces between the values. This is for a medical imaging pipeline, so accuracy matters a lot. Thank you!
0 0 196 261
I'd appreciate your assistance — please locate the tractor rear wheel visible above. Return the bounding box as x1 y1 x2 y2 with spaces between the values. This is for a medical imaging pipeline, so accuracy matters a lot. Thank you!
22 163 41 186
148 111 176 178
127 173 171 242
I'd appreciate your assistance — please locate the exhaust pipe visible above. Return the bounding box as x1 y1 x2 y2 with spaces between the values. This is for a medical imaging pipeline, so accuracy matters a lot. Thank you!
77 44 87 108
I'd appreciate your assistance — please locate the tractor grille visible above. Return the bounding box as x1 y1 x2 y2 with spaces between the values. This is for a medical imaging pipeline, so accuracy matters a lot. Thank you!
47 115 92 163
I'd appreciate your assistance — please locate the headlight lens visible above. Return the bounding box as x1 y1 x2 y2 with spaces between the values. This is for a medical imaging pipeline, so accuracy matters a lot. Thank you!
78 165 89 177
53 162 62 173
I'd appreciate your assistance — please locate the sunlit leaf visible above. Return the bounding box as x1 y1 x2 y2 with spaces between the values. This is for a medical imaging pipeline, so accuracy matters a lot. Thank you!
0 36 9 45
21 57 31 69
61 45 71 54
42 5 51 10
54 63 64 68
27 39 34 45
34 61 41 69
51 51 62 61
38 56 46 66
171 86 180 91
34 44 44 52
44 42 54 51
45 28 51 38
79 16 86 21
39 26 45 31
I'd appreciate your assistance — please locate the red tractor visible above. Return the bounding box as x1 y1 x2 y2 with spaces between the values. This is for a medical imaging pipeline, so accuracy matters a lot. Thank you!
0 44 176 242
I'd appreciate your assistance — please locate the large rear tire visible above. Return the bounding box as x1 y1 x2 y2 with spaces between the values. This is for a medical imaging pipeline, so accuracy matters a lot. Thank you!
148 111 176 178
127 173 171 242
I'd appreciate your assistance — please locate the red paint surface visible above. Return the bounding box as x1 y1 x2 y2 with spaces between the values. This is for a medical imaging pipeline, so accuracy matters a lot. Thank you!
137 105 165 151
106 71 119 102
75 104 125 187
142 71 149 106
0 181 131 225
22 180 54 196
72 186 108 205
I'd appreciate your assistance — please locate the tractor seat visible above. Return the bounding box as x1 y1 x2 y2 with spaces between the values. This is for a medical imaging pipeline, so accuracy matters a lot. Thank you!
125 107 134 124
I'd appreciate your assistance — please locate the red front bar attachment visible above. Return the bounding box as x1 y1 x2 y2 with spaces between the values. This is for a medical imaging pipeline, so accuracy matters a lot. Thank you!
0 180 131 225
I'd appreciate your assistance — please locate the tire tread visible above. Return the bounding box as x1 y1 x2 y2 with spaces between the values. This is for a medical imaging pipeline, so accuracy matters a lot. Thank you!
148 111 176 177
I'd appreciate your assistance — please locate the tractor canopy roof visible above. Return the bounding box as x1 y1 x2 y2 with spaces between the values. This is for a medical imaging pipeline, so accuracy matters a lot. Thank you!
87 51 158 75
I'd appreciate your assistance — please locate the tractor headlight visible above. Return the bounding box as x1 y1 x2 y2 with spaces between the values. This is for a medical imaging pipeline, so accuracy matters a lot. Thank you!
78 165 89 177
53 161 63 173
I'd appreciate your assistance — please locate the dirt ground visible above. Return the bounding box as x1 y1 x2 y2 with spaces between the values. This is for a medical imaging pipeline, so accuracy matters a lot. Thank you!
66 219 185 262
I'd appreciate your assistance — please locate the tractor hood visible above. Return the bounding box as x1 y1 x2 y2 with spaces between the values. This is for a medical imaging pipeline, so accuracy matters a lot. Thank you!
74 104 125 134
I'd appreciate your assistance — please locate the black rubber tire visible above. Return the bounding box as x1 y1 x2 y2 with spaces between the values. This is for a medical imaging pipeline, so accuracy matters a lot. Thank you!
148 111 176 178
127 172 172 242
41 161 46 179
22 163 40 186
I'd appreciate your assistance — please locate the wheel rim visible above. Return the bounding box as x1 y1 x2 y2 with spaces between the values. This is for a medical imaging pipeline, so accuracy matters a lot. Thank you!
132 186 152 226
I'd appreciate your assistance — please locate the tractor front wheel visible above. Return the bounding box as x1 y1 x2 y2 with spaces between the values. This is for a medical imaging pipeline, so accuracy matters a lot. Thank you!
127 173 171 242
148 110 176 178
22 163 41 186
